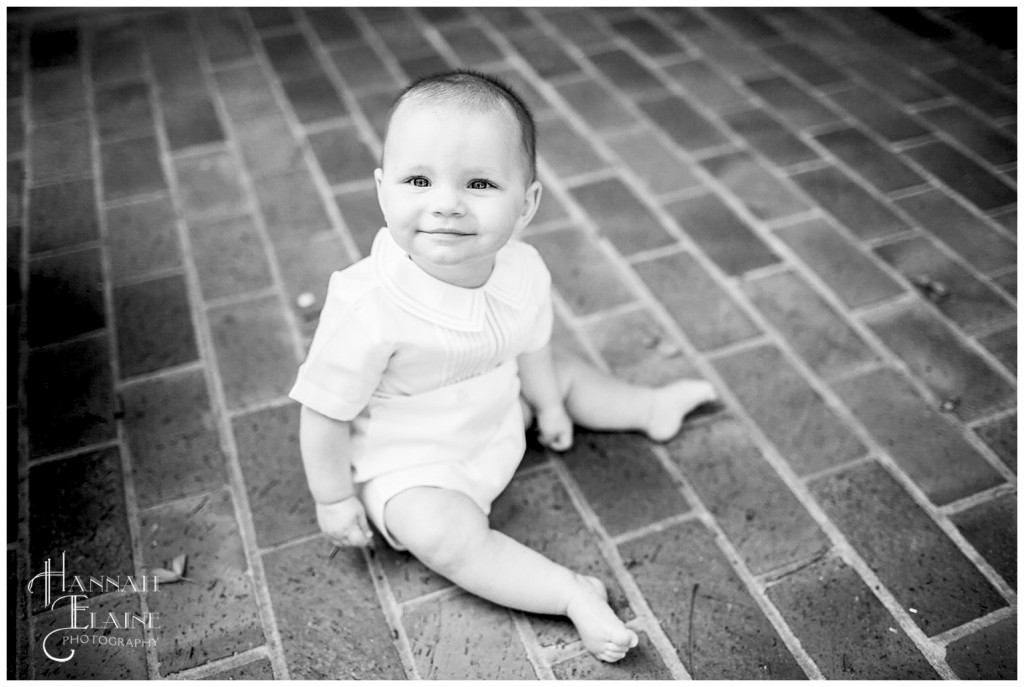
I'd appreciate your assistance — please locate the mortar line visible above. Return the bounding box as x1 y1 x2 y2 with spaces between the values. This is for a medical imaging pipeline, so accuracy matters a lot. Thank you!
442 8 520 73
222 394 294 420
683 228 1020 601
756 548 843 588
966 405 1018 428
609 511 704 547
404 6 463 71
84 26 162 678
938 482 1018 517
200 286 281 313
557 166 622 190
921 6 1018 75
25 438 123 468
726 45 1015 255
106 265 191 291
18 326 107 354
75 6 1011 683
965 333 1020 382
521 216 577 239
697 332 774 361
509 612 557 680
16 104 92 130
478 20 974 672
544 457 693 680
162 645 273 680
761 217 1018 397
253 531 323 558
513 460 557 480
597 119 652 144
517 57 766 268
633 439 826 680
360 545 423 680
237 14 422 678
859 225 931 251
585 19 781 165
14 20 35 678
99 187 172 210
860 224 1019 331
151 198 248 229
810 7 1018 118
661 367 959 678
114 360 206 389
19 237 104 261
139 491 236 527
655 183 720 207
486 10 1002 678
570 300 647 328
852 293 1018 422
749 21 990 174
158 138 230 161
931 605 1017 648
345 7 418 104
815 359 888 385
395 581 462 612
328 177 377 196
966 315 1018 341
797 453 879 487
570 200 962 679
288 114 351 136
620 243 690 268
292 7 383 263
695 175 1020 492
548 293 611 371
540 640 591 673
145 13 292 678
222 9 353 365
904 95 961 117
898 117 1019 196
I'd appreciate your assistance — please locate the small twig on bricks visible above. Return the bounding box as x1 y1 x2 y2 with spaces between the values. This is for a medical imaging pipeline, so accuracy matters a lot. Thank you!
687 583 699 679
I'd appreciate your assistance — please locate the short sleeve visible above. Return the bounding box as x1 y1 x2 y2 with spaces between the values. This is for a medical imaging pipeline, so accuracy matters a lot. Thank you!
522 248 554 354
289 275 392 421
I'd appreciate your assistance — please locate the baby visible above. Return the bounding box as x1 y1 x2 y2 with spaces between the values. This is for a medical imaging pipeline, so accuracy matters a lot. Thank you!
290 70 717 663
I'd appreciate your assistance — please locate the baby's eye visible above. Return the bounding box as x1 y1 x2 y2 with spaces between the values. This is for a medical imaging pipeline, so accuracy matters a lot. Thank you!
405 176 430 188
468 179 496 190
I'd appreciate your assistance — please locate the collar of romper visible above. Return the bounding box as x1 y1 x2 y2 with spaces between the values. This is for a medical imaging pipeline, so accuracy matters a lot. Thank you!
371 227 532 331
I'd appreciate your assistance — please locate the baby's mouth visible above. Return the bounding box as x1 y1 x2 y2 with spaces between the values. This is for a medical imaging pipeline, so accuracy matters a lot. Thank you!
419 228 470 236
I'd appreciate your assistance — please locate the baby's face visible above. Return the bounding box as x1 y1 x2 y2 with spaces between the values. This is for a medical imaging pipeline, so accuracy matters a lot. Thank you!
375 102 541 288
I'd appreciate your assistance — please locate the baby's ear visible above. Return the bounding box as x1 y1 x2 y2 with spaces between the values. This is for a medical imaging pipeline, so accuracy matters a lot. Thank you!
517 179 543 232
373 168 386 216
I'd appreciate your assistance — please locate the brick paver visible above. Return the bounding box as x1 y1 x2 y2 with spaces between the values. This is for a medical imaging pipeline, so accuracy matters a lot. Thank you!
10 6 1015 680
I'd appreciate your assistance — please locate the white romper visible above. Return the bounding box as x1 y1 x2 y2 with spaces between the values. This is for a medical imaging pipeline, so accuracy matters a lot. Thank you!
289 227 553 549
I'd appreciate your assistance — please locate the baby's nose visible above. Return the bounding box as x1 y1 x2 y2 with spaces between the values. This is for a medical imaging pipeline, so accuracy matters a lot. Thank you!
430 185 466 216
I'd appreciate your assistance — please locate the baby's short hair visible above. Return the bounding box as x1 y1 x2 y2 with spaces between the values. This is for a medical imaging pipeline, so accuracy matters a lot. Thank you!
382 69 537 182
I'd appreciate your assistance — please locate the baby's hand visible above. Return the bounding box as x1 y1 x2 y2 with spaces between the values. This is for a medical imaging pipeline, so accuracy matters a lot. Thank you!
316 497 373 547
538 405 574 451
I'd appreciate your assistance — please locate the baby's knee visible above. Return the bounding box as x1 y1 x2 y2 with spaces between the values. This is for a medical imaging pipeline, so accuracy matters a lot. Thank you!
384 487 485 572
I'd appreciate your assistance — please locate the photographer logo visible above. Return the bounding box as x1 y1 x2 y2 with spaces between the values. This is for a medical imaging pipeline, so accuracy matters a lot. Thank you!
27 552 161 663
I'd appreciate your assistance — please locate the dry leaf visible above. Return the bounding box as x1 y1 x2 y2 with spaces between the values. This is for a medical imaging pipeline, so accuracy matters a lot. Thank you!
151 554 193 584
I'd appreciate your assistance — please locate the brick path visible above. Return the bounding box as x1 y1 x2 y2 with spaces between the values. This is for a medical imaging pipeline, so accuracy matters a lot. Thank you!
8 6 1016 680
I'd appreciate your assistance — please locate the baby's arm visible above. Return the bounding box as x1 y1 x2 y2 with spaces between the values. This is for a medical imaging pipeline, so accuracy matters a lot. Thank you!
298 405 373 546
518 344 573 450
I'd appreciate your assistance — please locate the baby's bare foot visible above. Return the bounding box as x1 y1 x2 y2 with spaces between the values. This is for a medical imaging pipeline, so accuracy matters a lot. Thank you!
566 575 638 662
645 380 718 442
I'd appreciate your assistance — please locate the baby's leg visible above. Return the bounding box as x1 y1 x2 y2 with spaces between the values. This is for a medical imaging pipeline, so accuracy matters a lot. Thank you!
385 486 638 662
553 349 717 442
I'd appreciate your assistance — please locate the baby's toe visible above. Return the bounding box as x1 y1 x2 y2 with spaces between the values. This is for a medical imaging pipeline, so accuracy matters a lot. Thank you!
597 649 625 663
612 628 639 650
